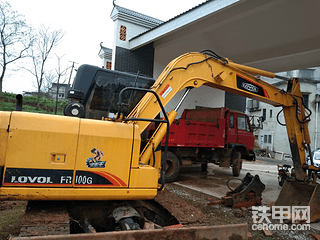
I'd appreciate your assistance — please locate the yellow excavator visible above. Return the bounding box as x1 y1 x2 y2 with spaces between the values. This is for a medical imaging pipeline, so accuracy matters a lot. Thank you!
0 51 319 237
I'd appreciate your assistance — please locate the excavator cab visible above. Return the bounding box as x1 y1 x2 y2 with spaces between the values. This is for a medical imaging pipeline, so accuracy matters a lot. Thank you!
64 64 155 119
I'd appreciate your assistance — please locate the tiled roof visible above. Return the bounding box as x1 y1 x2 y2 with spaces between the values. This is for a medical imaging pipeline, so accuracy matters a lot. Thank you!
113 4 164 25
100 46 112 54
164 0 211 23
99 43 112 60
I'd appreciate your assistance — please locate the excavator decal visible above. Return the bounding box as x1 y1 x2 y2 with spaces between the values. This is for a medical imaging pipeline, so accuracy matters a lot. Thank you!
86 148 106 168
74 170 127 186
160 84 173 99
3 168 73 187
3 168 127 187
236 75 270 98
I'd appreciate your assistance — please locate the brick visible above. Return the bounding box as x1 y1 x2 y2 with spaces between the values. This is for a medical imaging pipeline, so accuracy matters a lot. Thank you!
241 207 248 212
263 228 272 237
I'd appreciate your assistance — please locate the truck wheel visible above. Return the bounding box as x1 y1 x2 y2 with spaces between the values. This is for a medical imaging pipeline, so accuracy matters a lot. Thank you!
232 151 242 177
162 152 180 183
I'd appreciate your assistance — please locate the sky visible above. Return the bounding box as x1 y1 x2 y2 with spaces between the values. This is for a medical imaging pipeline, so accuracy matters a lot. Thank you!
4 0 205 94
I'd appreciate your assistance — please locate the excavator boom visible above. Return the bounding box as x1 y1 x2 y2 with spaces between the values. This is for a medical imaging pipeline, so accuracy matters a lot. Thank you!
125 52 311 183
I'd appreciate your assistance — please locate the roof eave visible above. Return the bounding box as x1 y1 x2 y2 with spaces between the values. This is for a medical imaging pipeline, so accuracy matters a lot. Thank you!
128 0 240 50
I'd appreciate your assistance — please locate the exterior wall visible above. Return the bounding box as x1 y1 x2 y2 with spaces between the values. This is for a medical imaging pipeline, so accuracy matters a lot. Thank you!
114 43 154 77
225 92 246 112
249 101 288 154
113 19 151 50
111 6 161 75
246 70 320 157
99 47 112 70
163 86 225 118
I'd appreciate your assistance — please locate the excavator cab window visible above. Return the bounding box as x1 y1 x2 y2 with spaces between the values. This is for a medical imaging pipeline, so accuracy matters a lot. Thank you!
87 71 155 118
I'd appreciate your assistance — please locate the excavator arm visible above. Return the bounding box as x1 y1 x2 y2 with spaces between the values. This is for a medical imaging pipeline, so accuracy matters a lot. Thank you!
122 52 311 182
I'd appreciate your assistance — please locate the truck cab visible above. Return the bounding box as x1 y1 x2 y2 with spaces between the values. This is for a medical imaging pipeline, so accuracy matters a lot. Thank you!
226 109 254 152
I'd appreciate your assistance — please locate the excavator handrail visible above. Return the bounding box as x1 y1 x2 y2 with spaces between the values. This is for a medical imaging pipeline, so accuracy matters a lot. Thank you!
116 87 170 189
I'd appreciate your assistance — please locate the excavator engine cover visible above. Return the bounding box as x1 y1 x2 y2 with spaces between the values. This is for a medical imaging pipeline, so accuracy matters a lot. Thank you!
274 178 320 222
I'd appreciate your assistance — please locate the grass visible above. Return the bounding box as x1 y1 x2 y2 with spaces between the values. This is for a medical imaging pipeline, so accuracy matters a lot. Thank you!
0 92 67 115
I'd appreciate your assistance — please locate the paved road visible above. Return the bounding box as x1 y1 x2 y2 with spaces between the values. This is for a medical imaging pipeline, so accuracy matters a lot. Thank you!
173 157 291 205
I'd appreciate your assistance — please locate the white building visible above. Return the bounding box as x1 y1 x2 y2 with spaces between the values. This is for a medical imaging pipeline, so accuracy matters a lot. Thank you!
49 83 70 101
246 69 320 158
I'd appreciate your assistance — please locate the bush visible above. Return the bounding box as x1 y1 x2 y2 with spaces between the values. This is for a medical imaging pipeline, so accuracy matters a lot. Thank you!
1 92 16 100
23 96 37 103
0 102 15 111
0 92 67 115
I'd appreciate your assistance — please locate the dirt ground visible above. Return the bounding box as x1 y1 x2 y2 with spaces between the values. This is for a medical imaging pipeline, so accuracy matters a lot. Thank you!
0 201 27 240
162 183 320 240
1 177 320 239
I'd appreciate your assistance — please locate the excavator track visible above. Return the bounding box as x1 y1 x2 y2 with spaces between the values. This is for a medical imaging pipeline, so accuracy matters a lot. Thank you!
11 190 249 240
17 189 208 238
20 201 70 237
18 198 180 237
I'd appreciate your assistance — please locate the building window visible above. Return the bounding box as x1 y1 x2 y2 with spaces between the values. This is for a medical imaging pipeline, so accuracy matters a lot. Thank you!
270 109 272 118
268 135 272 143
106 62 111 70
264 135 267 143
120 25 126 41
303 94 309 108
263 108 266 121
248 99 259 111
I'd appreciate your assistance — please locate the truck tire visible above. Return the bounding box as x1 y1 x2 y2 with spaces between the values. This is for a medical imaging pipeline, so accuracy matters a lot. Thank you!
232 151 242 177
162 152 180 183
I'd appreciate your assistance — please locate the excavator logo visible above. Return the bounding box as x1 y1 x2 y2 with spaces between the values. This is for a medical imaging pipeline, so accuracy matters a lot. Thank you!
86 148 106 168
241 82 259 93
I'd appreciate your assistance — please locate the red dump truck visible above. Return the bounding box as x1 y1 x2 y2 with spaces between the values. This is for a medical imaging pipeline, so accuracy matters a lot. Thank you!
150 107 255 182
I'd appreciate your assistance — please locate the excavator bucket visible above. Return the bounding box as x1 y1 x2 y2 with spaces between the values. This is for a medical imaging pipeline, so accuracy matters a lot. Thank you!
274 179 320 222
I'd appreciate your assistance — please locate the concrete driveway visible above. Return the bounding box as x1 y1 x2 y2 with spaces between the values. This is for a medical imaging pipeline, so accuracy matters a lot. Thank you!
173 157 291 205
